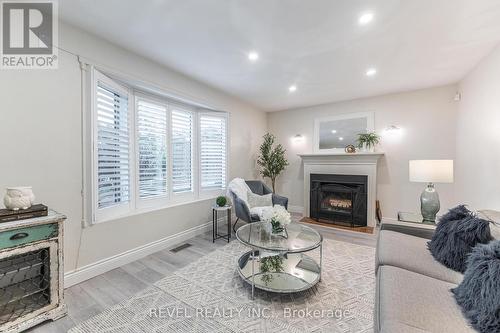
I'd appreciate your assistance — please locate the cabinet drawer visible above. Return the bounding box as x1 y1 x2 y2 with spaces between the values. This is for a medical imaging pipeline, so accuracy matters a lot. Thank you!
0 223 58 250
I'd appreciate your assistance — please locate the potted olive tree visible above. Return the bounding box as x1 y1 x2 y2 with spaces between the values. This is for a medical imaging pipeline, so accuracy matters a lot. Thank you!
256 133 289 193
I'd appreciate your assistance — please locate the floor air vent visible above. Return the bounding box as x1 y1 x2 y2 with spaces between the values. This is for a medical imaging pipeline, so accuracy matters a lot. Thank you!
170 243 192 253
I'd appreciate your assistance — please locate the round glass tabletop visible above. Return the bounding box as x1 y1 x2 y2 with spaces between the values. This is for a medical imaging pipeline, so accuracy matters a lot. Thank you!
235 222 322 253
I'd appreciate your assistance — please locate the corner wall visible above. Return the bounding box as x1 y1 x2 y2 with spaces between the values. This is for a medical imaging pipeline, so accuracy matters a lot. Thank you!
455 44 500 210
267 85 459 219
0 22 267 278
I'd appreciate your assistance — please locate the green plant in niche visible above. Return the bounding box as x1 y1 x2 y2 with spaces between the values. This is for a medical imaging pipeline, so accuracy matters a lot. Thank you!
260 255 284 285
356 132 380 150
216 196 227 207
257 133 289 193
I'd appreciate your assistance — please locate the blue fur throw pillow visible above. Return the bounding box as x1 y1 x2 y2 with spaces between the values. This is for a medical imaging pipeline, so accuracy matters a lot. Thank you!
428 205 492 272
439 204 471 222
452 240 500 333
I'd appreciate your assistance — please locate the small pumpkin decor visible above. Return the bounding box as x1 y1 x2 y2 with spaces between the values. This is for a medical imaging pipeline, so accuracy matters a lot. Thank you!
344 145 356 153
216 196 228 207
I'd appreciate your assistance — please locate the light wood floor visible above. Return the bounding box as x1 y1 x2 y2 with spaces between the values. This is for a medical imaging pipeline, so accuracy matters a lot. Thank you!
28 214 377 332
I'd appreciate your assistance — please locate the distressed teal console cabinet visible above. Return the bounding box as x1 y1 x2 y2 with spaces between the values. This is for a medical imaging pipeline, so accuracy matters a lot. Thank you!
0 210 66 332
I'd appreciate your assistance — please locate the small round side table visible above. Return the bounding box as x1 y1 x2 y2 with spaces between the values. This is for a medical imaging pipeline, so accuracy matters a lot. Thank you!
212 205 232 243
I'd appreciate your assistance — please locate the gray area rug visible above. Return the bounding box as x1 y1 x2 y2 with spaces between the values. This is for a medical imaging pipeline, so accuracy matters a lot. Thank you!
69 239 375 333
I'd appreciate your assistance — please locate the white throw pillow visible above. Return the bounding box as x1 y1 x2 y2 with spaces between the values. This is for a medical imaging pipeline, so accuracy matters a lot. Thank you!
477 210 500 240
250 206 274 219
227 178 252 207
247 191 273 208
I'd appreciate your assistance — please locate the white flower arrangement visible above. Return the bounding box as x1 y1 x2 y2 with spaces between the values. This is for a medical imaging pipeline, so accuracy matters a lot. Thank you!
262 205 291 233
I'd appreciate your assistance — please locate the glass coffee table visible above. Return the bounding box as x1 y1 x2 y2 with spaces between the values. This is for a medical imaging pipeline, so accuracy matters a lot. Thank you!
235 222 323 299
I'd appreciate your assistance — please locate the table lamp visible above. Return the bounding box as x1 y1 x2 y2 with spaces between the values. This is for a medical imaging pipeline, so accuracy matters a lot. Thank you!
409 160 454 223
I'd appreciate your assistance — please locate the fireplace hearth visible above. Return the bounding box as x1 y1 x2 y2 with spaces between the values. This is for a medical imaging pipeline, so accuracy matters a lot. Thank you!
310 174 368 227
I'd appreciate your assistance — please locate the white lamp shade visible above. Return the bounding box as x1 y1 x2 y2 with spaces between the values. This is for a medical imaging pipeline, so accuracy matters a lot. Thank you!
409 160 454 183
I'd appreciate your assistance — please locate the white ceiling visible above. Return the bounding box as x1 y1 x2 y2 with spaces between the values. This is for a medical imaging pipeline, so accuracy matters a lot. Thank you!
60 0 500 111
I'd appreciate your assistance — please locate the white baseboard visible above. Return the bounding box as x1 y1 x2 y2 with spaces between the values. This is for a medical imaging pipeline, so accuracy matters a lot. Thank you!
288 205 304 214
64 221 212 288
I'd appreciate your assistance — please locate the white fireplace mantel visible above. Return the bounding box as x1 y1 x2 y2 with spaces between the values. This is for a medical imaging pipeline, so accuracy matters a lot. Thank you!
299 152 384 228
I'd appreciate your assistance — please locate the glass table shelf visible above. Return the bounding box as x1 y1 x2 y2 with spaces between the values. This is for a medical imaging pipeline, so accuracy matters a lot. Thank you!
235 222 323 298
398 211 440 225
237 251 320 294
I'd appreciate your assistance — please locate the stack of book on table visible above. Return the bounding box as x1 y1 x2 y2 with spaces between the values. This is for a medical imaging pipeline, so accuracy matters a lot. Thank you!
0 204 48 223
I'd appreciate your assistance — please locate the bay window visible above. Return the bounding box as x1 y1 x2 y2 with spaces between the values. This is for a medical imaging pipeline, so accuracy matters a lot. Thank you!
91 70 228 223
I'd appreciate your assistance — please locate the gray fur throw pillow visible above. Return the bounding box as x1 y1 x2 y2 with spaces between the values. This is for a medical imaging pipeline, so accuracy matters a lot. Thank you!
439 204 471 222
452 240 500 333
428 205 492 272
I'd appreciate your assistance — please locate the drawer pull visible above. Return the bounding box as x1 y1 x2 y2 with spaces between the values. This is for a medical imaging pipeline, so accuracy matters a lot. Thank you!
10 232 29 240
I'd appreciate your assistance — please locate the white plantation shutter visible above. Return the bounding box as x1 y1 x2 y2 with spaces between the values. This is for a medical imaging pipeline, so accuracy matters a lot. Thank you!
137 98 168 199
171 108 193 193
91 69 230 222
96 81 130 210
200 114 227 190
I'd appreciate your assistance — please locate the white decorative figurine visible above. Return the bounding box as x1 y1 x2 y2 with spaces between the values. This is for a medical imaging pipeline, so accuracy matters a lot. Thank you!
3 187 35 210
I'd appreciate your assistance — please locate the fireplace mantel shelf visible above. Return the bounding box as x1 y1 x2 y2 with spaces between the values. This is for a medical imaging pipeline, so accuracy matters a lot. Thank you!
298 152 384 158
299 152 384 164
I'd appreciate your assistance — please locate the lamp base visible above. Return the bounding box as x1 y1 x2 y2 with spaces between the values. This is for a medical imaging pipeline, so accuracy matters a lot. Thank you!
420 183 440 223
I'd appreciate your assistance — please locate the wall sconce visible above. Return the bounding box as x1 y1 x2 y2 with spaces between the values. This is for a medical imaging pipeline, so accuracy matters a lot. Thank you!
385 125 401 132
383 125 403 141
292 134 304 144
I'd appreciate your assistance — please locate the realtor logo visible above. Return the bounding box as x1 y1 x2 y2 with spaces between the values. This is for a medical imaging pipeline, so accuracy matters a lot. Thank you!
1 1 58 69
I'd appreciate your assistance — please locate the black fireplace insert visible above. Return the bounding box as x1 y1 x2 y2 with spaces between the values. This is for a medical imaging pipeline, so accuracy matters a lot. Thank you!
310 174 367 227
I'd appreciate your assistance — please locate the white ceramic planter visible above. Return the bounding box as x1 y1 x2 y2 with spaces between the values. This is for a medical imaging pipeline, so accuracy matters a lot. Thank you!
3 186 35 210
362 143 376 152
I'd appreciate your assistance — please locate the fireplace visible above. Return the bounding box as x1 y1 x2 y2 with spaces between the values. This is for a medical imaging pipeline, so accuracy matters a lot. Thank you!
310 174 368 227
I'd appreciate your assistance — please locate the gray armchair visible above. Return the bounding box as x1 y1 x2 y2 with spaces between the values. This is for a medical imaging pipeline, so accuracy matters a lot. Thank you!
230 180 288 232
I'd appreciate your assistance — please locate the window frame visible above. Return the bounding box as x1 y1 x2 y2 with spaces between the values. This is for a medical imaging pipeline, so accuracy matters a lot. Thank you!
169 102 197 204
134 92 170 210
92 71 135 223
198 110 229 200
89 70 229 224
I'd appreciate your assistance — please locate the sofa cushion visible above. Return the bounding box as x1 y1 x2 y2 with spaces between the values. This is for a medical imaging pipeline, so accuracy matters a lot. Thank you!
452 240 500 333
428 208 492 272
376 230 463 284
376 266 475 333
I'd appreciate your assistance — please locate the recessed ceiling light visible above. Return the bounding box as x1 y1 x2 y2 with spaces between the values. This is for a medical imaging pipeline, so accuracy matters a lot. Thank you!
331 130 337 134
358 12 374 25
339 137 344 141
289 85 297 92
248 51 259 62
366 68 377 76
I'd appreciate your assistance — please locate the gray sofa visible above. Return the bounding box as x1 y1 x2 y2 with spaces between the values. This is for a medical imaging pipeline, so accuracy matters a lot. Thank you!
375 223 475 333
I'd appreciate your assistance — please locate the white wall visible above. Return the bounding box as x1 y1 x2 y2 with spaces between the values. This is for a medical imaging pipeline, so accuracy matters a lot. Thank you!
268 85 459 219
0 22 266 275
455 44 500 210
